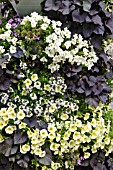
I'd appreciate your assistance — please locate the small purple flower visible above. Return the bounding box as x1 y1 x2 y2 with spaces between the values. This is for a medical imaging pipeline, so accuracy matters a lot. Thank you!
12 32 20 38
80 156 84 161
11 23 18 28
0 19 2 24
8 19 13 24
62 154 64 158
77 156 84 165
35 35 40 40
12 32 17 37
77 160 81 165
15 18 21 23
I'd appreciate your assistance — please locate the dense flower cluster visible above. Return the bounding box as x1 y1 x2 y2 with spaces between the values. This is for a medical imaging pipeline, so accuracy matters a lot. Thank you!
104 39 113 59
45 32 98 72
0 65 113 169
0 12 98 73
0 12 113 170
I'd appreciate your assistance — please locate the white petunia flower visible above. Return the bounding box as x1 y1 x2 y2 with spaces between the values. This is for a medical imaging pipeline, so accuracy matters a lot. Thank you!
6 23 11 29
12 37 18 45
10 45 16 54
17 110 25 120
0 46 5 54
5 126 14 134
41 23 49 30
31 21 37 28
31 74 38 81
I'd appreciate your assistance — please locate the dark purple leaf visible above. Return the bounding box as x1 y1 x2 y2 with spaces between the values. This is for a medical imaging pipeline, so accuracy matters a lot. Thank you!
83 23 95 38
104 10 112 18
15 153 21 160
106 71 113 79
73 0 82 6
93 84 104 95
23 155 30 162
39 121 48 130
95 163 104 170
98 152 105 162
0 157 10 170
44 0 60 11
99 1 106 11
89 76 97 83
78 79 84 86
72 10 87 23
62 1 71 7
83 0 91 12
72 66 82 73
67 81 76 92
24 116 38 128
88 76 97 86
105 17 113 34
14 132 27 145
103 165 108 170
86 16 92 22
13 163 22 170
39 148 52 165
45 148 52 155
91 36 103 49
88 0 95 3
81 159 90 166
99 52 108 65
57 1 72 15
0 54 9 65
76 87 84 93
71 72 78 77
85 88 92 96
0 67 3 76
92 15 102 25
66 72 72 77
99 94 108 103
17 159 28 168
93 25 104 35
99 1 111 17
0 76 11 91
29 117 38 127
62 8 70 15
103 85 111 92
70 5 75 11
97 75 105 82
11 47 24 58
85 97 99 107
4 148 12 157
92 66 99 73
10 146 18 155
0 138 13 156
5 138 13 146
90 9 99 16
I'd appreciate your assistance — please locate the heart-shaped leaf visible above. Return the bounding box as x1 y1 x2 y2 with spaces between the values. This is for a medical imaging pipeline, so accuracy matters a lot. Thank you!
92 15 102 25
83 0 91 12
10 146 18 155
39 148 52 165
39 121 48 130
17 159 28 168
0 138 13 156
85 97 99 107
14 132 27 144
83 23 95 38
0 76 11 91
